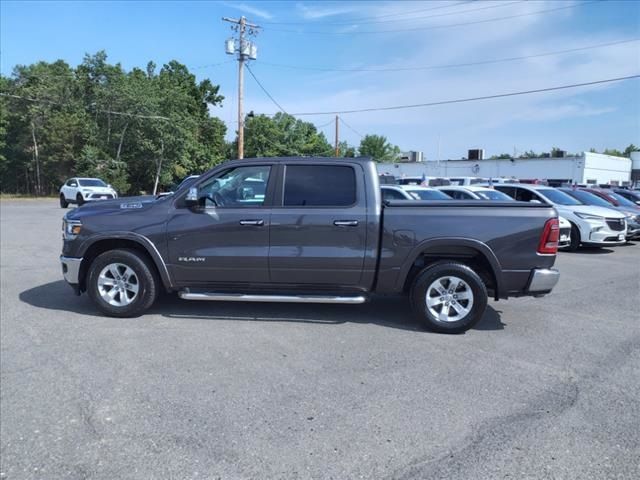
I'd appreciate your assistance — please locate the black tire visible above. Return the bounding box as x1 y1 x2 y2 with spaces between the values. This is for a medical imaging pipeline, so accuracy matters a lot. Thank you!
87 249 159 317
567 224 581 252
409 262 488 334
59 194 68 208
76 193 85 206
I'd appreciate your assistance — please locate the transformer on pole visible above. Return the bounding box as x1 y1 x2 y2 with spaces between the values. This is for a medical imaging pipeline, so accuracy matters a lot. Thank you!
222 15 260 159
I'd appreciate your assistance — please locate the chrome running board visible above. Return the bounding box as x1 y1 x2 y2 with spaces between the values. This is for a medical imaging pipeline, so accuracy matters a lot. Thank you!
179 291 367 304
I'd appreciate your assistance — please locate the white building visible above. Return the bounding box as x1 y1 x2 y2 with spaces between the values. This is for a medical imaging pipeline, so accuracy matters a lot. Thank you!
377 152 632 186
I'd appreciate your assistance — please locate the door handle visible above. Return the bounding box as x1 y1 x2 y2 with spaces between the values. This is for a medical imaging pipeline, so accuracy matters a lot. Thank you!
239 219 264 226
333 220 359 227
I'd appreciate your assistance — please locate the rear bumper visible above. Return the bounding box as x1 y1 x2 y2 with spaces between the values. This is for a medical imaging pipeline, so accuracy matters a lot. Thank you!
527 268 560 295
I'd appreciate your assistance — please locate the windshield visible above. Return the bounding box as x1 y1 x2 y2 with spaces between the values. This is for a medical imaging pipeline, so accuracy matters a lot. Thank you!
475 190 513 201
405 189 451 200
79 179 107 187
175 176 199 191
562 189 611 207
538 189 582 205
609 192 637 207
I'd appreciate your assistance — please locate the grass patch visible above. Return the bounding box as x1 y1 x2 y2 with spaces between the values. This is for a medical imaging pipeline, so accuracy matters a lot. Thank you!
0 194 57 200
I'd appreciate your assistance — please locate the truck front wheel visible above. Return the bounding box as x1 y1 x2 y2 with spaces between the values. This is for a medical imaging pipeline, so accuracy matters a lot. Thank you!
87 249 159 317
410 262 488 334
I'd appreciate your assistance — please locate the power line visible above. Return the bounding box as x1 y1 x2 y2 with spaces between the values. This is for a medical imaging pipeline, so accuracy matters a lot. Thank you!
266 1 599 35
315 118 336 129
339 117 364 138
275 75 640 116
261 1 474 25
0 92 171 120
257 38 640 73
332 0 525 26
245 63 288 114
263 1 515 26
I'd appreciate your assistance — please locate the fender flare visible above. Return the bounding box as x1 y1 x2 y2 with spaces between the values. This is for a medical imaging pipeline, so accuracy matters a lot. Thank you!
395 237 503 296
78 232 173 290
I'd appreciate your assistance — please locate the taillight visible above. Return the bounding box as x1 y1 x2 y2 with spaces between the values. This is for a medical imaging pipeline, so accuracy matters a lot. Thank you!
538 218 559 254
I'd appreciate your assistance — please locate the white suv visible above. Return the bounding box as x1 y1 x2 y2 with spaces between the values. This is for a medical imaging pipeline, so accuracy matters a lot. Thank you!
60 178 118 208
492 184 627 250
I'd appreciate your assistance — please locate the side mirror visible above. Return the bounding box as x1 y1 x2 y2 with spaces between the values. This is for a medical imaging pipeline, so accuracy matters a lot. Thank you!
530 199 542 204
185 187 199 207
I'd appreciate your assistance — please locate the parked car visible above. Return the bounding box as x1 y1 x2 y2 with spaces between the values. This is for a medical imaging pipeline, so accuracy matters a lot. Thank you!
490 184 627 250
397 176 451 187
381 185 452 201
60 157 561 334
557 216 572 249
613 188 640 205
559 188 640 240
60 178 117 208
581 188 640 212
436 185 513 201
446 177 488 186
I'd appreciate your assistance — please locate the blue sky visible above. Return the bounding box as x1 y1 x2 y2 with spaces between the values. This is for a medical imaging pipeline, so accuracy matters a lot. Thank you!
1 0 639 158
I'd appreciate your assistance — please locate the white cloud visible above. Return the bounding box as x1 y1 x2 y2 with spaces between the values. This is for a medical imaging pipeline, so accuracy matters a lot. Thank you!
219 1 274 20
217 1 639 156
295 2 360 20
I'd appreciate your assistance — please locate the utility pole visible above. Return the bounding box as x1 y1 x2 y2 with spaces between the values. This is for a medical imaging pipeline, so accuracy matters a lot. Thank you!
335 115 339 157
223 15 260 159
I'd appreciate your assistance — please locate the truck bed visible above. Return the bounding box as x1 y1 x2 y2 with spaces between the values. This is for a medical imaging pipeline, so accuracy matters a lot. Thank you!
375 200 557 298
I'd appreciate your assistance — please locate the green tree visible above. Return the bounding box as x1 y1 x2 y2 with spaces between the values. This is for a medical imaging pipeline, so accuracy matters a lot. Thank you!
602 148 624 157
243 113 332 158
490 153 512 159
358 134 400 162
337 141 356 157
623 144 638 157
0 51 227 195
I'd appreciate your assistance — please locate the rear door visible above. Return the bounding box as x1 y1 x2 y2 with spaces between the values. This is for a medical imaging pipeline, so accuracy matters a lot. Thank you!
269 163 368 286
166 163 274 285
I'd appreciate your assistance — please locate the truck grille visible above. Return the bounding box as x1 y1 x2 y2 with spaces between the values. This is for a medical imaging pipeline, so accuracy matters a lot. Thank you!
606 218 625 231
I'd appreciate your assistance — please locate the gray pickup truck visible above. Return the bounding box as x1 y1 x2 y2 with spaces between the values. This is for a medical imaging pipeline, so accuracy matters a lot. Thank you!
60 157 560 333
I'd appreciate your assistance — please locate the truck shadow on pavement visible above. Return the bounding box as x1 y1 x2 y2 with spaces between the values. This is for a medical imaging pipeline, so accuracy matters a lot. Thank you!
19 280 505 333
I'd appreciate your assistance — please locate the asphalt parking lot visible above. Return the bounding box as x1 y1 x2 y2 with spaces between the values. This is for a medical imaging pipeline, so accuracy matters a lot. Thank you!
1 199 639 480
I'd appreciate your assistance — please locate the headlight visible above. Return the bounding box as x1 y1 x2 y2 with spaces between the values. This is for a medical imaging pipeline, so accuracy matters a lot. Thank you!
574 212 604 221
62 219 82 240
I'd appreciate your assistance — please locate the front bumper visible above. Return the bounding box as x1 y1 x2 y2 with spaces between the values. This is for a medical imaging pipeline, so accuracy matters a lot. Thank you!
527 268 560 295
626 223 640 239
585 229 626 245
60 256 82 291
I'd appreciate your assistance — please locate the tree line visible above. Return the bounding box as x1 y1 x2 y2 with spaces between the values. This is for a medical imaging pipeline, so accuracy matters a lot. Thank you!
490 145 638 160
0 51 401 196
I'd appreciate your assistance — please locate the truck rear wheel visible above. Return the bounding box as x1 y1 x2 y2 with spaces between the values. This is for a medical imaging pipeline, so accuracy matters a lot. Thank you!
410 262 488 334
87 249 159 317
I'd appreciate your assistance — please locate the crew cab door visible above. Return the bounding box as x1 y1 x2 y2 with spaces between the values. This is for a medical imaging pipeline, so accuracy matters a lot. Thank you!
166 164 274 285
269 163 367 286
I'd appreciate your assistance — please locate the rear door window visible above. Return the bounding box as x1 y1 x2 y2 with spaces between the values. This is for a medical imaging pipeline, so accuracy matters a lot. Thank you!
283 165 356 207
